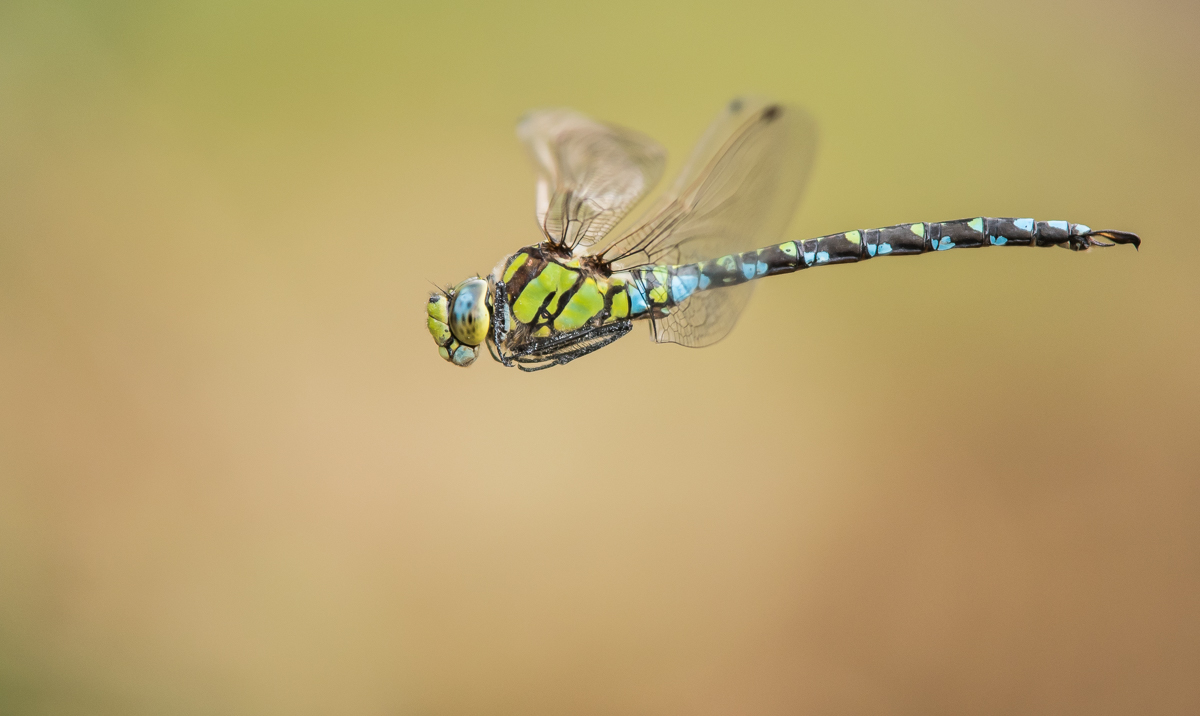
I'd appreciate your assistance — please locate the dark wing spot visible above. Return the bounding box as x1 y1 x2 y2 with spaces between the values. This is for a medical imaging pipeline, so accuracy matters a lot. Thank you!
762 104 782 122
728 98 744 113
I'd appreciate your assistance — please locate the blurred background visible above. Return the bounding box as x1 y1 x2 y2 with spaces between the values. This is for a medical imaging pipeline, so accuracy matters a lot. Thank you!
1 0 1197 714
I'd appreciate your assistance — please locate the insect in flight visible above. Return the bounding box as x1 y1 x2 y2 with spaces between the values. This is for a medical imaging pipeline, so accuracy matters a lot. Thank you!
427 98 1140 371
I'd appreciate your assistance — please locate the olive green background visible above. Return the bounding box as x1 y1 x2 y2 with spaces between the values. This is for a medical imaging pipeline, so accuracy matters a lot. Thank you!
1 1 1197 714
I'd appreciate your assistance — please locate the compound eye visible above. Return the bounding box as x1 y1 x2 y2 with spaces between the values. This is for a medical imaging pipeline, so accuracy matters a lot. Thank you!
449 279 490 346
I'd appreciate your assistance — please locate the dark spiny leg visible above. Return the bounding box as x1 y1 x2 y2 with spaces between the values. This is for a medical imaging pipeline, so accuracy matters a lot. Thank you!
486 339 507 366
515 333 624 372
512 321 632 371
514 358 560 372
516 321 632 359
489 280 514 367
510 320 629 359
491 279 509 345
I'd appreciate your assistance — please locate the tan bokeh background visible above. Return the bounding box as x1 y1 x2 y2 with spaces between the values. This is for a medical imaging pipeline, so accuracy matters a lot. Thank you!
2 1 1198 713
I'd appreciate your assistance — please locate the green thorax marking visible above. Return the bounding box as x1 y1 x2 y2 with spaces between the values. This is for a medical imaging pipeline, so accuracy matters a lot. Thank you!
502 253 528 283
554 278 604 331
512 262 577 323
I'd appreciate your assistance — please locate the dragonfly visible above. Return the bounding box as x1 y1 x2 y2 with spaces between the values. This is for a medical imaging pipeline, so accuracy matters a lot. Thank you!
426 97 1140 371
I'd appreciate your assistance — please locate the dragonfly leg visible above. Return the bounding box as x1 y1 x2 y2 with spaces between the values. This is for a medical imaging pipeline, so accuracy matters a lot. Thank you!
488 280 516 367
514 335 618 371
511 321 632 371
486 338 510 366
491 280 510 345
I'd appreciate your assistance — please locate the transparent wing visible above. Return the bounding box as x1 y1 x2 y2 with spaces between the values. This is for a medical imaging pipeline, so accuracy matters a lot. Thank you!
650 285 755 348
518 109 666 252
599 97 818 347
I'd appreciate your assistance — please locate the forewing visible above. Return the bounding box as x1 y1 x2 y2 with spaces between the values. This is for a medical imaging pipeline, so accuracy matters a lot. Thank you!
518 109 666 252
601 98 818 347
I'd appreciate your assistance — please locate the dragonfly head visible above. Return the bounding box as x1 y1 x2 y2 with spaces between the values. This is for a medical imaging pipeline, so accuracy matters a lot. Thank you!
427 277 491 367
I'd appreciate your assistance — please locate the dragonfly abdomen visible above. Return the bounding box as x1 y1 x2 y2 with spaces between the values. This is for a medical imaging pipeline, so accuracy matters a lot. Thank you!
625 218 1140 312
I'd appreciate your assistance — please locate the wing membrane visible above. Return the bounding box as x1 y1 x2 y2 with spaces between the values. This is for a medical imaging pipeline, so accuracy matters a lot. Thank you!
600 98 817 346
518 109 666 252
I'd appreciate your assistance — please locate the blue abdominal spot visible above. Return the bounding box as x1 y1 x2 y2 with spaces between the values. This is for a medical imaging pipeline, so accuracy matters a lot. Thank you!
670 274 699 303
629 285 648 314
